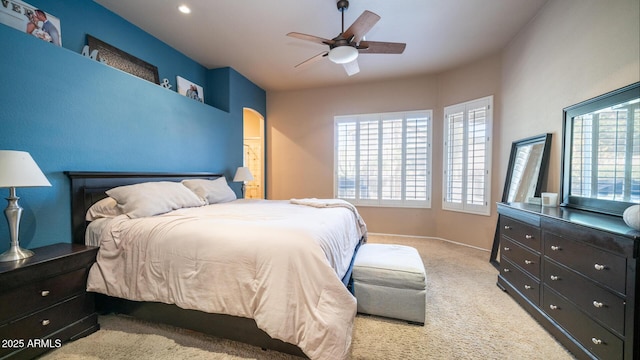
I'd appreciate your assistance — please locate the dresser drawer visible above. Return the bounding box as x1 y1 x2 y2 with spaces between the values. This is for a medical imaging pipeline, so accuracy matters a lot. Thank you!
544 259 625 336
501 258 540 306
501 237 540 279
0 293 95 358
0 267 88 323
543 286 623 360
544 233 626 294
500 216 541 252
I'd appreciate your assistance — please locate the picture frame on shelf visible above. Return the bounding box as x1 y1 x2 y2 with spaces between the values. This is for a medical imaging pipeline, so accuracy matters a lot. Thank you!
177 76 204 103
0 1 62 46
86 34 160 84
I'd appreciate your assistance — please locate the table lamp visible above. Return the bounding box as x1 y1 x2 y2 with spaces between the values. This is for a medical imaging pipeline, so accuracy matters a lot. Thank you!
0 150 51 262
233 166 254 198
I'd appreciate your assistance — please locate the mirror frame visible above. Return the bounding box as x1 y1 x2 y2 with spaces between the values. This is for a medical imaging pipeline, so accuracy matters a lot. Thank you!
502 133 553 203
561 82 639 216
490 133 552 267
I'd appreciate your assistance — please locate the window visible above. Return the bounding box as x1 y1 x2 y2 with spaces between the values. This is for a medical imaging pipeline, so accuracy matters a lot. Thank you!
443 96 493 215
334 110 432 208
570 108 639 201
562 82 639 216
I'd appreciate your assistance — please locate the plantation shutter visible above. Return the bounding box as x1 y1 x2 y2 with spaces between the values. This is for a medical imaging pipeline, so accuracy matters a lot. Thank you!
443 96 492 215
335 111 432 208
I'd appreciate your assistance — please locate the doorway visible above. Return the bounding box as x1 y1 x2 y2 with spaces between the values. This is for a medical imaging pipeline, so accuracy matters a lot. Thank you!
242 108 265 199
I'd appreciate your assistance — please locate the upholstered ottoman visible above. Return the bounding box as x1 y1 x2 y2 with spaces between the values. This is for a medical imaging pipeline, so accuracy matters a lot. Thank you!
353 243 426 325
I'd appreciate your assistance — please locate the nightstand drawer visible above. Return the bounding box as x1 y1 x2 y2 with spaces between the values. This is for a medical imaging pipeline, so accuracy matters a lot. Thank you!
501 237 540 279
0 267 88 323
500 216 541 252
501 258 540 306
544 233 626 294
543 286 623 360
0 293 94 358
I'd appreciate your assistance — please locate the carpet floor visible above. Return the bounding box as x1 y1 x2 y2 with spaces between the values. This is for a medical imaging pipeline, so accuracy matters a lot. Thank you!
39 234 575 359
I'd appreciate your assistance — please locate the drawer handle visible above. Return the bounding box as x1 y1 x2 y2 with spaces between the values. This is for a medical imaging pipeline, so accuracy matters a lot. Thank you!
594 263 605 271
503 246 510 251
41 319 50 326
524 260 533 265
550 275 559 281
593 301 604 308
503 268 510 273
550 245 560 251
504 225 511 230
41 290 50 297
525 234 533 239
549 304 558 310
524 285 532 290
591 338 602 345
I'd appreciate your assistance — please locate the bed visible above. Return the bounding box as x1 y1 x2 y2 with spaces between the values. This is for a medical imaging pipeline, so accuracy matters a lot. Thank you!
66 172 366 360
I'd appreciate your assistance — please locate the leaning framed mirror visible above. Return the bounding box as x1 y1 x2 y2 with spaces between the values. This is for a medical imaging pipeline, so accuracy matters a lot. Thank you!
489 133 552 267
503 133 553 203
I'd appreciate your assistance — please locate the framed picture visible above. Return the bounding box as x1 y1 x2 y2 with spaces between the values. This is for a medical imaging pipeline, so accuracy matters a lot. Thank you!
86 35 160 84
0 1 62 46
177 76 204 103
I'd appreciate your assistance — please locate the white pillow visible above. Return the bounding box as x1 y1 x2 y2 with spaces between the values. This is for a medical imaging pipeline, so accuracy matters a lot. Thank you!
86 197 122 221
182 177 237 204
106 181 205 218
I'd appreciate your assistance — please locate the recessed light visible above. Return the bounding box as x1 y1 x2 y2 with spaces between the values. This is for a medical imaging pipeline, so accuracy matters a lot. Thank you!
178 5 191 14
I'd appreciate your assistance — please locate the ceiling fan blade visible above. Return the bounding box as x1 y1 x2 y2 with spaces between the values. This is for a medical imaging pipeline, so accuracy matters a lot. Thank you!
358 41 406 54
342 59 360 76
343 10 380 44
294 51 328 68
287 32 335 46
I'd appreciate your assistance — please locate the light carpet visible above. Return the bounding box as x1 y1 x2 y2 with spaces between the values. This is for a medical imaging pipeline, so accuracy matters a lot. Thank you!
39 234 575 360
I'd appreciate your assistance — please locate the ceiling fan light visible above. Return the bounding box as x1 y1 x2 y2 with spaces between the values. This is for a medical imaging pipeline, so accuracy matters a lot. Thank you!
328 46 358 64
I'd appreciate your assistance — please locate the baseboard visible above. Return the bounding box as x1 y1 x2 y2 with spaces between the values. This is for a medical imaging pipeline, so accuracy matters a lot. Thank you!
368 232 490 253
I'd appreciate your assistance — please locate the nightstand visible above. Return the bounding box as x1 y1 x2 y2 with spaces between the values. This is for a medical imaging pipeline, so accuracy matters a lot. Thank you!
0 243 99 359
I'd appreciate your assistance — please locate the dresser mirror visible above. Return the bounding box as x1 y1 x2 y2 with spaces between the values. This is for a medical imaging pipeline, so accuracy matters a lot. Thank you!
561 82 639 216
490 133 552 267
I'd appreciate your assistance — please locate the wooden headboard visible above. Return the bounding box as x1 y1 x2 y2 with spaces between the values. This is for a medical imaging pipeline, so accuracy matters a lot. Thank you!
65 172 222 245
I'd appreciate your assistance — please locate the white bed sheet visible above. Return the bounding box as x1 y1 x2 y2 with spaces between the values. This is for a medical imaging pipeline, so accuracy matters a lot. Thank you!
85 217 110 247
86 199 364 360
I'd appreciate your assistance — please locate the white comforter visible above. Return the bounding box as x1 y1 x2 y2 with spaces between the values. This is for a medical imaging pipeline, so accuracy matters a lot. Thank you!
86 199 364 360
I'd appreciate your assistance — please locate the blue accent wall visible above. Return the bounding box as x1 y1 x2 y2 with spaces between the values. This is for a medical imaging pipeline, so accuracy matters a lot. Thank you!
0 0 266 252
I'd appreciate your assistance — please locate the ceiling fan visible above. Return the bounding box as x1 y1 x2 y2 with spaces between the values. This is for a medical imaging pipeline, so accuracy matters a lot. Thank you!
287 0 406 76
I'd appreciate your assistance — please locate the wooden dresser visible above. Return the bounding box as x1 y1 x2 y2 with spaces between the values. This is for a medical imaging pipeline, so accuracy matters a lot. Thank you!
0 243 99 359
497 202 639 360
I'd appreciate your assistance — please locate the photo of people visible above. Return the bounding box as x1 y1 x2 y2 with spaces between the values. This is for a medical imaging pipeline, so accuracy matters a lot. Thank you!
0 1 62 46
177 76 204 103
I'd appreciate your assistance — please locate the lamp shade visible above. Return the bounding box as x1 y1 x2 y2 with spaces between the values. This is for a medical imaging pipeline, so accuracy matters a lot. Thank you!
328 46 358 64
233 167 254 182
0 150 51 188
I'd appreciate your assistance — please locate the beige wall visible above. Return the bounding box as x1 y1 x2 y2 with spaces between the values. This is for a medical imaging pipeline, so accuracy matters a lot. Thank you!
267 76 441 237
435 55 502 248
500 0 639 197
267 57 501 249
266 0 639 250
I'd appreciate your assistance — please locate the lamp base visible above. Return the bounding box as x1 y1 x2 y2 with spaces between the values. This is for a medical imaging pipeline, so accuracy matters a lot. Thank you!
0 244 34 262
1 188 35 262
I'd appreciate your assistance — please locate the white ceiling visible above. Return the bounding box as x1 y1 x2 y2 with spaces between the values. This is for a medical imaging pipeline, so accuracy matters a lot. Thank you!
94 0 548 92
